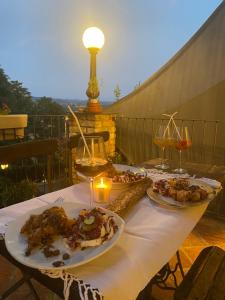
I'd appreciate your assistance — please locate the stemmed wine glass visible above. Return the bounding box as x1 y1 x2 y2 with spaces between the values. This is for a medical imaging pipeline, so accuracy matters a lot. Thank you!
74 136 110 206
153 124 172 170
173 126 192 174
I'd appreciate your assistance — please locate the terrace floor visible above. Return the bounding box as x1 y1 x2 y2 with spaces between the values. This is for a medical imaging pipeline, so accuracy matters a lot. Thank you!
0 215 225 300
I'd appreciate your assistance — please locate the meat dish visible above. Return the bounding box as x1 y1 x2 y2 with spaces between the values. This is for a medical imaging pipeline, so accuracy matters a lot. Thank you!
66 207 118 249
153 178 209 203
103 165 146 184
20 206 118 264
20 206 75 256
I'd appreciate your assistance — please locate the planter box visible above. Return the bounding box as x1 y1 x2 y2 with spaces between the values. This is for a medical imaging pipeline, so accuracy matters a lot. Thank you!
0 114 28 140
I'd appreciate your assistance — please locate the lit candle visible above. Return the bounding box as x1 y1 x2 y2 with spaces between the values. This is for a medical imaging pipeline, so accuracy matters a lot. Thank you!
94 177 112 203
0 164 8 170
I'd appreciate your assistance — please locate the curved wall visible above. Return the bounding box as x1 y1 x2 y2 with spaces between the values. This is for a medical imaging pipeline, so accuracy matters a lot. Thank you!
105 2 225 121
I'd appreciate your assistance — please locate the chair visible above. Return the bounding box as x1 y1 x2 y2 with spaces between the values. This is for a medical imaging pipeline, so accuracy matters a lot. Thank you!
137 251 185 300
0 139 62 299
174 246 225 300
137 246 225 300
0 138 58 192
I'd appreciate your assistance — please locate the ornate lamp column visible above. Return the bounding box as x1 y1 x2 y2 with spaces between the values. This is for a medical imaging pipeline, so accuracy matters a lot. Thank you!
82 27 105 113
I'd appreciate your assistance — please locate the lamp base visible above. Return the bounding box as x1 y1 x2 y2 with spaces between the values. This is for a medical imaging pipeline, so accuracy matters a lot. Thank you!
87 99 102 113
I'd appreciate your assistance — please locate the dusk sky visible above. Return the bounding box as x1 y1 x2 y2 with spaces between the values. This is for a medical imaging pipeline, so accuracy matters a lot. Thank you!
0 0 222 102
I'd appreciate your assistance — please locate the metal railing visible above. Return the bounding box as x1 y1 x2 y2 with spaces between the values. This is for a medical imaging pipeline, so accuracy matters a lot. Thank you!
0 115 70 207
25 115 70 188
115 116 225 165
115 116 225 219
25 114 69 139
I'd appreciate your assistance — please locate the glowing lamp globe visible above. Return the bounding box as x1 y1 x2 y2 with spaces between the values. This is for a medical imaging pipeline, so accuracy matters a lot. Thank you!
82 27 105 50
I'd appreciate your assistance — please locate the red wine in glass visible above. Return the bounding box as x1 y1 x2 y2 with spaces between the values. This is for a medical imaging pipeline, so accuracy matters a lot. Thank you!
75 158 111 177
74 136 110 206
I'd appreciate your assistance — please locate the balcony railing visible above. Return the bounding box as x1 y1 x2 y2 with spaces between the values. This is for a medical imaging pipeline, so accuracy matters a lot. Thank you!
115 116 225 219
115 116 225 165
1 114 225 219
25 114 68 139
0 115 70 207
26 114 69 184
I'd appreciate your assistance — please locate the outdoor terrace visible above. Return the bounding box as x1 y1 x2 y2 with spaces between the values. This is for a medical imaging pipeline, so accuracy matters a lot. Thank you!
0 113 225 299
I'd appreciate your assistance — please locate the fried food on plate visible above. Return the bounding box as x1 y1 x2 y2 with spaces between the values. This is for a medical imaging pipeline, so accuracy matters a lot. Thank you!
153 178 209 203
20 206 75 256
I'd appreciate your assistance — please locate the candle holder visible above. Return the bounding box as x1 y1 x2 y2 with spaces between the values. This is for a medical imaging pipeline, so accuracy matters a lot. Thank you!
93 177 112 203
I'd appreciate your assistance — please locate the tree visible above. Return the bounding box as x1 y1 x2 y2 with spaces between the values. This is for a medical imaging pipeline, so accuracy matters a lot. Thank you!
134 81 141 90
114 85 121 101
8 80 34 113
33 97 65 115
0 68 12 108
0 67 34 114
0 68 10 98
0 67 65 115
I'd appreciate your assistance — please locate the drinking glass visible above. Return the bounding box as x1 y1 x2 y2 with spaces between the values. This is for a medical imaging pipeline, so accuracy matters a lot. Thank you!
173 126 192 174
153 125 171 170
74 136 110 206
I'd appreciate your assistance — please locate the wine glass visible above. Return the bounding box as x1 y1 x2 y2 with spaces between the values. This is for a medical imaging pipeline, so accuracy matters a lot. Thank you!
74 136 110 206
153 124 171 170
173 126 192 174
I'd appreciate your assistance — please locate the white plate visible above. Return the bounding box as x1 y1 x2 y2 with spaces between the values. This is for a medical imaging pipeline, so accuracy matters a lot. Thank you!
5 202 125 270
147 179 215 208
111 164 147 190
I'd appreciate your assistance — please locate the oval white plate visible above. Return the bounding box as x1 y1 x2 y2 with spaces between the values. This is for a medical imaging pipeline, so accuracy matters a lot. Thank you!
5 202 125 270
147 179 215 208
111 164 147 190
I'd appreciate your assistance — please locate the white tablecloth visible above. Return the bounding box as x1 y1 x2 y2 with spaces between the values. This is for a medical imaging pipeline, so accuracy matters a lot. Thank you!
0 178 210 300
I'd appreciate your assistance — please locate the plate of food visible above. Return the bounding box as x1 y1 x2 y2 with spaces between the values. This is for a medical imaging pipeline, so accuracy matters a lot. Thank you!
147 178 216 208
5 203 124 270
104 164 147 189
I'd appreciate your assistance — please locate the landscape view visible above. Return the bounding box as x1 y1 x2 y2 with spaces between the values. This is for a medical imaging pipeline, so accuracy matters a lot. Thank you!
0 1 225 300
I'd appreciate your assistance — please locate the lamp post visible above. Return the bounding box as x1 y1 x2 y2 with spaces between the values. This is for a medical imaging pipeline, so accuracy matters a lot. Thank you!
82 27 105 113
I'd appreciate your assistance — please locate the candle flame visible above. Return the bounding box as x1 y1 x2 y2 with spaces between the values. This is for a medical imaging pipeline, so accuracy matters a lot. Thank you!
96 177 107 189
1 164 8 170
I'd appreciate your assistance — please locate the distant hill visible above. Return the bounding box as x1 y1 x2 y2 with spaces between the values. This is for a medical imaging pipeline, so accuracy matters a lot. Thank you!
32 97 114 109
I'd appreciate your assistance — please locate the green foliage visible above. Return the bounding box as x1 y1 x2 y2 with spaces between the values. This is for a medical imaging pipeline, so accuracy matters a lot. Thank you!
108 151 127 164
0 176 38 208
33 97 65 115
0 68 34 114
0 67 11 98
134 81 141 90
0 103 11 115
113 84 121 101
0 67 65 115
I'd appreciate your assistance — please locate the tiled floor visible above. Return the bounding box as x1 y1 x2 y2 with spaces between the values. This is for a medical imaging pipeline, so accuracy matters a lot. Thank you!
0 215 225 300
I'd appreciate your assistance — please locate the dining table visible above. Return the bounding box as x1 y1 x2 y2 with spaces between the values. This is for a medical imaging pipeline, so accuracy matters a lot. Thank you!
0 165 222 300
